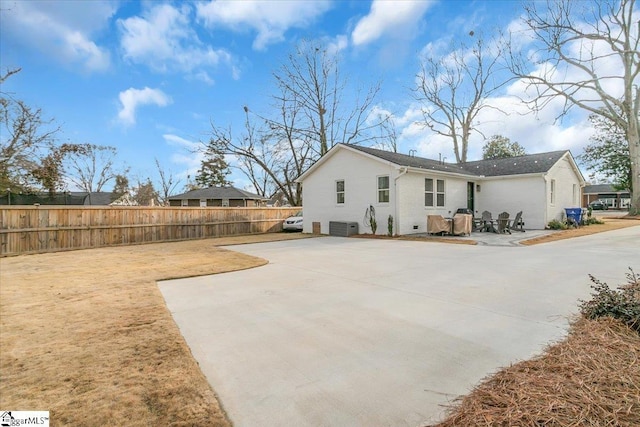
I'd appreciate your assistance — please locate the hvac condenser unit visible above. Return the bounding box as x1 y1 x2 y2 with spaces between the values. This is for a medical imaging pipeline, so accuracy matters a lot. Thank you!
329 221 359 237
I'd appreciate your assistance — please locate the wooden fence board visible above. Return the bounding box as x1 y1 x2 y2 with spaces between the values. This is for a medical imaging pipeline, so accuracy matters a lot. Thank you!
0 206 300 256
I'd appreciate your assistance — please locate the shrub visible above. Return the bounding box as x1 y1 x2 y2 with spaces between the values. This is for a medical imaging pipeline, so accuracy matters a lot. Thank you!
579 269 640 333
583 217 604 225
387 214 393 237
547 219 568 230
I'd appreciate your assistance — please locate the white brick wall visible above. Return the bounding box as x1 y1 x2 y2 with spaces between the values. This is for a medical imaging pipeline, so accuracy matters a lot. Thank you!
301 148 396 235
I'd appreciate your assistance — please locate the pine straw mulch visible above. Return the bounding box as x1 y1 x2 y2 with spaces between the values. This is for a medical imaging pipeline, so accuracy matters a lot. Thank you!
429 317 640 427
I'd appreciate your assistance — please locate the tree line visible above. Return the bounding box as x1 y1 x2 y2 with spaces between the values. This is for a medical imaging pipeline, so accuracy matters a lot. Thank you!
1 0 638 212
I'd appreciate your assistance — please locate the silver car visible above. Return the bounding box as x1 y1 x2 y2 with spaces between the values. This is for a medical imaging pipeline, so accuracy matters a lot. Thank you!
283 211 303 231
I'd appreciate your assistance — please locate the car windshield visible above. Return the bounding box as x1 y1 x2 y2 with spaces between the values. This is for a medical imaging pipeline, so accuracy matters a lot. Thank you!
293 211 303 217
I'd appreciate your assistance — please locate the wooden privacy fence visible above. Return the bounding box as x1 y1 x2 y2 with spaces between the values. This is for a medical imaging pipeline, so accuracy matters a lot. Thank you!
0 206 301 256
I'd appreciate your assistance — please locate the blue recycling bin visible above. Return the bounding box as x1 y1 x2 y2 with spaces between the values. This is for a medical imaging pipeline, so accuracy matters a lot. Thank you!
565 208 582 225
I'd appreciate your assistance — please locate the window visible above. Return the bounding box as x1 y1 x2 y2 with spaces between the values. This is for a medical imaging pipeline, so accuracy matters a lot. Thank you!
425 178 445 207
336 180 345 204
377 176 389 203
436 179 445 206
550 179 556 204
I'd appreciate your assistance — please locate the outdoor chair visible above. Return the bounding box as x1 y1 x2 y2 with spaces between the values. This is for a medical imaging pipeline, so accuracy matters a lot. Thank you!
508 211 525 232
478 211 496 233
497 212 511 234
427 215 452 235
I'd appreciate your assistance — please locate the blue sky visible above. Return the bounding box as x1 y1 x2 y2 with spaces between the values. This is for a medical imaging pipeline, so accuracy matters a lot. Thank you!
1 0 599 192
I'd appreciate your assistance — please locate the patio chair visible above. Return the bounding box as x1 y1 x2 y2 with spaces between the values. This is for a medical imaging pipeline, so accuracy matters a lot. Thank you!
508 211 525 232
478 211 496 232
497 212 511 234
427 215 452 235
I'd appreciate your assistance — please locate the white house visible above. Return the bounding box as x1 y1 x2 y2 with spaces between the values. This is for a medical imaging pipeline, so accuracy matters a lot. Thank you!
297 144 585 234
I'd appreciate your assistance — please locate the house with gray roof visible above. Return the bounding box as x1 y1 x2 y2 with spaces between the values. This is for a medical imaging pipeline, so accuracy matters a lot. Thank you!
297 143 585 233
582 184 630 209
168 186 268 207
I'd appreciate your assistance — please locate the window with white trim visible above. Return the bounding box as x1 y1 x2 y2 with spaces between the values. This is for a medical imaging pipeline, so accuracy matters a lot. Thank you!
336 180 345 204
550 179 556 204
377 176 389 203
425 178 445 207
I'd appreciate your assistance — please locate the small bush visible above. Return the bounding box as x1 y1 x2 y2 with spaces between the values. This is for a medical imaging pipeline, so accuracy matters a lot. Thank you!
583 217 604 225
579 269 640 333
547 219 568 230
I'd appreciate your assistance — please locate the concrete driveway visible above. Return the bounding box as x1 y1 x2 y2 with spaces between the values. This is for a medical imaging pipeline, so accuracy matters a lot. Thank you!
159 226 639 427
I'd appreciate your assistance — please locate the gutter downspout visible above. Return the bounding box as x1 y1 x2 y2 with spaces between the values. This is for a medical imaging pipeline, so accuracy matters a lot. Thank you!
394 166 409 235
543 173 550 227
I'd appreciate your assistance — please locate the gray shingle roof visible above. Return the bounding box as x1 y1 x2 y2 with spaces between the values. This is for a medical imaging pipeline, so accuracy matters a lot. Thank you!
343 144 568 177
345 144 472 175
169 186 266 200
583 184 629 194
460 151 568 177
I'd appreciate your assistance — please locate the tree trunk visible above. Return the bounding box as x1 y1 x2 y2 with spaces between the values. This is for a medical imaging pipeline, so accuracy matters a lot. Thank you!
627 120 640 215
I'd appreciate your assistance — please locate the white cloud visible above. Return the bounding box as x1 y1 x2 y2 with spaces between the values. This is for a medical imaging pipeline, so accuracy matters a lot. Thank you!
2 1 114 72
196 0 332 50
119 3 235 75
326 34 349 55
352 0 435 46
117 87 172 126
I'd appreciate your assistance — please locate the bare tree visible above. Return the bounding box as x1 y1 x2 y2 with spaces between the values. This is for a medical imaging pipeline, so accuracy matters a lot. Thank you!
509 0 639 213
1 68 60 192
154 158 181 206
65 145 123 192
30 143 91 193
375 112 398 153
207 40 388 206
415 36 510 163
206 105 309 206
273 39 385 156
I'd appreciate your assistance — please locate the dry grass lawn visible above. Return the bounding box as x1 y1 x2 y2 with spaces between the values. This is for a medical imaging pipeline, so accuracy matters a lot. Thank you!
0 232 312 426
521 216 640 245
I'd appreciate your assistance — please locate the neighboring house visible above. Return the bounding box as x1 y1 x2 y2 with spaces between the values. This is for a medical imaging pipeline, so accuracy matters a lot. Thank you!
582 184 630 209
168 186 268 207
297 144 585 234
